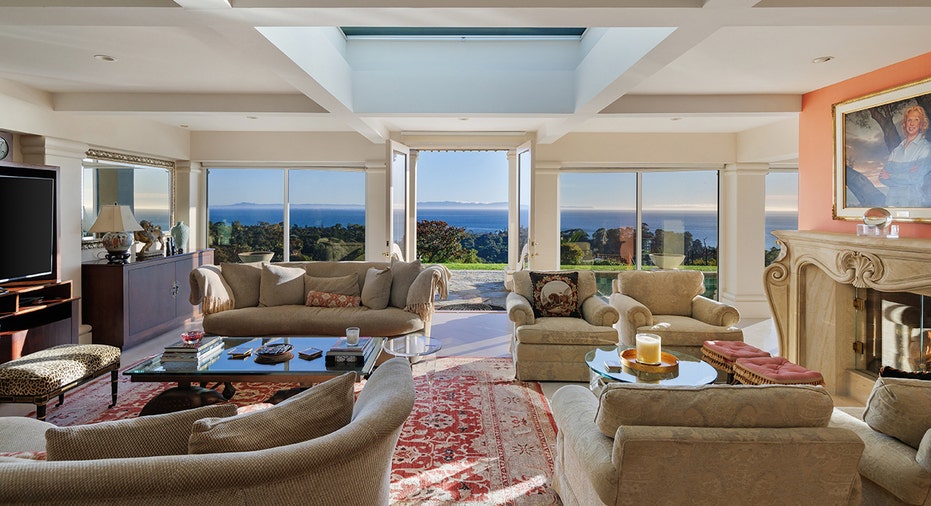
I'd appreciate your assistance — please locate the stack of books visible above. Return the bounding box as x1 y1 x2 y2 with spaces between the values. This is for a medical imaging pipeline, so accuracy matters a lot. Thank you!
325 337 378 365
160 335 224 369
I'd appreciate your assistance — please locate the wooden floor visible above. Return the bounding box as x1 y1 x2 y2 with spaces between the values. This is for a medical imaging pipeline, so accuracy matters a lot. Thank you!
1 311 854 419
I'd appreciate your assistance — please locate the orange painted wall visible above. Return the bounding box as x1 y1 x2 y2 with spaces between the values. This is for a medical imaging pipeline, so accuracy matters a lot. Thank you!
799 52 931 238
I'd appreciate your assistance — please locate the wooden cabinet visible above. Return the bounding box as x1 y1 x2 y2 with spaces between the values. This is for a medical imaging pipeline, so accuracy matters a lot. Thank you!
82 250 214 350
0 281 79 363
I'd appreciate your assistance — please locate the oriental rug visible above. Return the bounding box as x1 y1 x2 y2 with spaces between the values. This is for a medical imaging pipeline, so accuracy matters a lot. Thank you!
28 357 560 506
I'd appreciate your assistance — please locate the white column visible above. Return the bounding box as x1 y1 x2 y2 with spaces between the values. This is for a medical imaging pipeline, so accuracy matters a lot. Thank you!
173 161 204 252
531 163 560 270
20 136 89 299
719 163 771 319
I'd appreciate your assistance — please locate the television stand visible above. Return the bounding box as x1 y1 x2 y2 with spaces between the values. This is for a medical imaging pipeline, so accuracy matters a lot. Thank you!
0 280 79 363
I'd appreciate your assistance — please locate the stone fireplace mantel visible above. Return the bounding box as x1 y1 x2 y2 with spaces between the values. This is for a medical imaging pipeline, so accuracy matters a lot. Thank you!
764 230 931 400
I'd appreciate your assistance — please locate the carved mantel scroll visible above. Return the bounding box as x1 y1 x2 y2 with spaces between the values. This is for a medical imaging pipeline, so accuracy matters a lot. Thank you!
764 230 931 371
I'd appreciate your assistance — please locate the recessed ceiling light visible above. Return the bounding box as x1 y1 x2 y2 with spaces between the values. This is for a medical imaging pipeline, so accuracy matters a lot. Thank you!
246 116 258 120
812 56 834 64
670 117 682 121
93 54 117 62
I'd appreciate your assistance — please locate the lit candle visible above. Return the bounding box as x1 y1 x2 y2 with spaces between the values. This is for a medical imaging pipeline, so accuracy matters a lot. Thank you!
636 333 662 365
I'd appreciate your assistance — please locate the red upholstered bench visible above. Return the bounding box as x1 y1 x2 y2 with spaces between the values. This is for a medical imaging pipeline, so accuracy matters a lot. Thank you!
732 356 824 386
701 340 771 382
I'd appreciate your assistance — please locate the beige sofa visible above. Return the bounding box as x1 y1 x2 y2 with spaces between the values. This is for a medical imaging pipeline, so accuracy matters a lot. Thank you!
830 377 931 505
190 259 448 337
551 382 864 506
506 270 619 382
0 357 415 506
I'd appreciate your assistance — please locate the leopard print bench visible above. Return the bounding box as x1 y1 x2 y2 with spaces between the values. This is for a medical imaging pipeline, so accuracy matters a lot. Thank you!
0 344 120 420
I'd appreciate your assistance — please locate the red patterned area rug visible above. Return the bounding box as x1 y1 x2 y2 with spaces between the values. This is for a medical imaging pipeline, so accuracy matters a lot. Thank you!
391 357 559 505
28 356 560 505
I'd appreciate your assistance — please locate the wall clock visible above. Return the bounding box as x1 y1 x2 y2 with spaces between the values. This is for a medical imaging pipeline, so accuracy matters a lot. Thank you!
0 131 11 161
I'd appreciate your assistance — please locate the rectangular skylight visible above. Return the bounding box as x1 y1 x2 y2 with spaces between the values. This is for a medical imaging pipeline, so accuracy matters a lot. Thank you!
341 27 586 40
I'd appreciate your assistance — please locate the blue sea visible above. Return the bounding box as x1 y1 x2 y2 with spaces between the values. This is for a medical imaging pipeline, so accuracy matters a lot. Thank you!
208 205 797 250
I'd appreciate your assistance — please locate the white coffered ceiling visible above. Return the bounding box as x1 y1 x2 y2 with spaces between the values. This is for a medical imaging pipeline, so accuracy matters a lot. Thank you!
1 0 930 143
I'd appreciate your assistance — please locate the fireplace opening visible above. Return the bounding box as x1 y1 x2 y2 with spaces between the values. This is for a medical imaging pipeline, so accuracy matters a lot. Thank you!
856 289 931 374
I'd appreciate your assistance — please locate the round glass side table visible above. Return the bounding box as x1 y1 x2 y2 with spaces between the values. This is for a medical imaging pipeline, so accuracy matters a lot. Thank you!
383 335 443 425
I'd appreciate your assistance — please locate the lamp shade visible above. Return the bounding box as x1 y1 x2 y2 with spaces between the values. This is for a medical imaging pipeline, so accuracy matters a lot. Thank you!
88 204 143 233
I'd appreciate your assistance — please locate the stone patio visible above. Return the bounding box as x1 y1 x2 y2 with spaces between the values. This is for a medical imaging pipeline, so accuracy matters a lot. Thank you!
439 269 509 310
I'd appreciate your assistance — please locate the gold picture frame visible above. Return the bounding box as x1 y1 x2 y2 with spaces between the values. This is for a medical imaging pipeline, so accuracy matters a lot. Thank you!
834 76 931 222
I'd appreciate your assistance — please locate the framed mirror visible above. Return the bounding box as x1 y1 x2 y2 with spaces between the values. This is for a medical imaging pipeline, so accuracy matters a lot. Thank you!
82 151 173 243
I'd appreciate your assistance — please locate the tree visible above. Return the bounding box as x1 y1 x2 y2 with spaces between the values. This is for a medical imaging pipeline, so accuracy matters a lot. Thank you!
416 220 471 263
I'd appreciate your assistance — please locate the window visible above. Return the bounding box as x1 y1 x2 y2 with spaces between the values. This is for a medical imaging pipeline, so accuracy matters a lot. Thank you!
206 168 365 264
765 170 799 266
559 169 719 297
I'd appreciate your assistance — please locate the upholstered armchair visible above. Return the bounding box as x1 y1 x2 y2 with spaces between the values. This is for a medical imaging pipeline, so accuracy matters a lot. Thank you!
506 270 619 382
551 382 864 506
830 376 931 506
609 270 742 358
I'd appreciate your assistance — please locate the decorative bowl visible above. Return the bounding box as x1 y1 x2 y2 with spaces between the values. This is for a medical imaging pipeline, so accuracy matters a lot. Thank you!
238 251 274 263
181 330 204 344
649 253 685 270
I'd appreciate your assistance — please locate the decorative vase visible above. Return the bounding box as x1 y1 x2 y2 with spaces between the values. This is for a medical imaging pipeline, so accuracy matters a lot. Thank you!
170 221 190 254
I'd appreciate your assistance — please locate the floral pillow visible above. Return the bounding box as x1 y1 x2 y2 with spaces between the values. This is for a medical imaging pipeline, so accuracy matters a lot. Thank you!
529 271 581 318
305 290 362 308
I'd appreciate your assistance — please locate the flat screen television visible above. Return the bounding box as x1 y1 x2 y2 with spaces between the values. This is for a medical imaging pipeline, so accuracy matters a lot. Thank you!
0 163 59 285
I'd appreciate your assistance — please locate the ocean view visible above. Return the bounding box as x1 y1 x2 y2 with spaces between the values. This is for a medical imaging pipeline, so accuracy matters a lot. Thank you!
208 204 797 250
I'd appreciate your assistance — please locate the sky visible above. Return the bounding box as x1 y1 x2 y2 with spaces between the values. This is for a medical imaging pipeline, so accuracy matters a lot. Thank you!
206 151 798 212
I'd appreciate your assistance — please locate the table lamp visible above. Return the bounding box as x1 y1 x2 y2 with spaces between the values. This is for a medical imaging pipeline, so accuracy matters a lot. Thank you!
89 203 143 264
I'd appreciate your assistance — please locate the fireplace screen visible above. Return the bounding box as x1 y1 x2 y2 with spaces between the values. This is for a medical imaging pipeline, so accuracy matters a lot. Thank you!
856 289 931 374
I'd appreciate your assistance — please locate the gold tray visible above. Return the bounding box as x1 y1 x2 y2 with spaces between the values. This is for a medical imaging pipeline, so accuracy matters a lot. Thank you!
620 348 680 374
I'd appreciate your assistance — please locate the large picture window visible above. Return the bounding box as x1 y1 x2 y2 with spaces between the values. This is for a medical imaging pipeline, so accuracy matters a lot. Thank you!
559 169 719 297
207 168 365 264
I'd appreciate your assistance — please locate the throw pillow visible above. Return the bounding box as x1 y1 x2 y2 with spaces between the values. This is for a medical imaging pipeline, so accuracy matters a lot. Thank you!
306 290 362 308
258 264 306 307
361 267 392 310
529 271 581 318
220 262 263 308
45 403 238 461
304 273 360 297
188 372 356 454
389 258 422 309
863 376 931 449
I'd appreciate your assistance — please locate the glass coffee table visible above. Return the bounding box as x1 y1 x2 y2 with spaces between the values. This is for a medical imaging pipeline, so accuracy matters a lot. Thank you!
126 336 385 414
585 346 717 394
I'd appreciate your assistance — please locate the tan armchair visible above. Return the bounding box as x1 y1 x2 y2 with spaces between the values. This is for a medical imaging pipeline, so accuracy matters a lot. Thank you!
609 270 742 358
507 270 619 382
551 382 864 506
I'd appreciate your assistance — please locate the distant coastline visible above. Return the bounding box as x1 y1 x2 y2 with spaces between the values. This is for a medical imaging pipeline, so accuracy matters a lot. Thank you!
209 203 797 249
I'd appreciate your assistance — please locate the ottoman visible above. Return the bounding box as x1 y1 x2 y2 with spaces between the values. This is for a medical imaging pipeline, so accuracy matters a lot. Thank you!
733 356 825 386
701 340 772 383
0 344 121 420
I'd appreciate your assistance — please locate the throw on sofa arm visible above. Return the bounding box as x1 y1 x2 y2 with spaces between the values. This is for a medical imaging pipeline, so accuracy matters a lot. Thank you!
404 264 450 320
691 296 740 327
189 265 234 315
